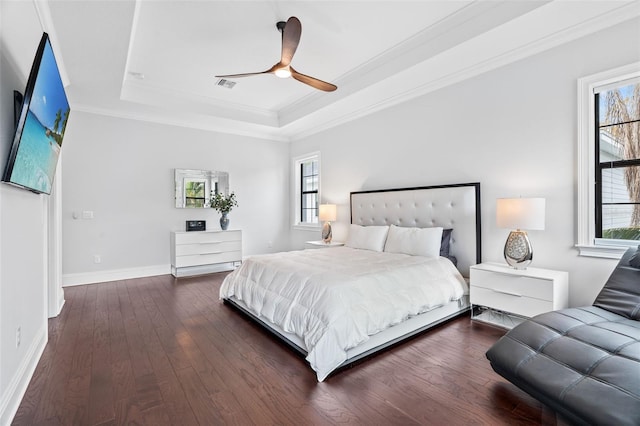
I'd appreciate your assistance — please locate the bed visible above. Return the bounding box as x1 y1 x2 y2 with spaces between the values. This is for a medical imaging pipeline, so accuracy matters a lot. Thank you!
220 183 481 381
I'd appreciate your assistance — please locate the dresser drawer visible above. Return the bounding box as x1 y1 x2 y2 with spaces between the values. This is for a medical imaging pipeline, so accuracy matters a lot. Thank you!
171 230 243 277
174 230 241 245
174 250 242 268
471 286 553 318
471 268 553 301
175 240 241 256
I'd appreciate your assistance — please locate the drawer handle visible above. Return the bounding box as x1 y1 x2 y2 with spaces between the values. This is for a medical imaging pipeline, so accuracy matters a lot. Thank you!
200 251 223 255
482 270 525 278
492 289 522 297
200 241 222 244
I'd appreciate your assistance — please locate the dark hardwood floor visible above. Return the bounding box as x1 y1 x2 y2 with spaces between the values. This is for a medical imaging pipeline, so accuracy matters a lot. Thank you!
13 272 563 425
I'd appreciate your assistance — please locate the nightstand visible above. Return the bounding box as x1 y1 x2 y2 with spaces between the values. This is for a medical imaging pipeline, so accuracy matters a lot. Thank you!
470 262 568 329
305 240 345 249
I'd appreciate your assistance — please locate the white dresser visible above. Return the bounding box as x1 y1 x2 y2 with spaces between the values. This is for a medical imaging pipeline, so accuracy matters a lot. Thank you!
470 262 568 329
170 230 242 277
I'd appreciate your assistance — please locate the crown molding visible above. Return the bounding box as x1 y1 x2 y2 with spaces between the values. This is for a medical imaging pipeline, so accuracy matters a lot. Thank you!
72 103 291 143
121 78 279 127
281 1 640 140
33 0 71 87
60 1 640 142
279 0 549 128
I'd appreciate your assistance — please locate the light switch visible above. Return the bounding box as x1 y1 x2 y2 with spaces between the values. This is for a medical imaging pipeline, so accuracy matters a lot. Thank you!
82 210 94 219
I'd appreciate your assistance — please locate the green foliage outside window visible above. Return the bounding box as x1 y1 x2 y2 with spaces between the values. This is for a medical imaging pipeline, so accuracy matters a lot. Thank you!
185 181 206 208
598 83 640 240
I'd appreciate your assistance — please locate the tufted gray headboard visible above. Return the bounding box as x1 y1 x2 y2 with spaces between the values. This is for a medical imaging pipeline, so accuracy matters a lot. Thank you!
350 183 481 277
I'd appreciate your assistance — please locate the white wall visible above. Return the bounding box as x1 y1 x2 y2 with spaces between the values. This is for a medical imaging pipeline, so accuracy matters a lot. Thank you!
290 18 640 308
0 3 50 424
61 111 290 285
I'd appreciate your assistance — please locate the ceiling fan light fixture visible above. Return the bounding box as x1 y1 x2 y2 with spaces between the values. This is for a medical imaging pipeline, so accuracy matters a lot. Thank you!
274 67 291 79
215 17 337 92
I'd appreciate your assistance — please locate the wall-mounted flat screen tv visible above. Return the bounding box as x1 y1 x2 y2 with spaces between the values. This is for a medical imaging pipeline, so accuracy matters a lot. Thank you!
2 32 70 195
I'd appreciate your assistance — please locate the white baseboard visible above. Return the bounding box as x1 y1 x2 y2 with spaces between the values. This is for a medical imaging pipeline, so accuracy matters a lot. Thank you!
62 264 171 287
0 325 47 426
49 298 65 319
171 261 239 277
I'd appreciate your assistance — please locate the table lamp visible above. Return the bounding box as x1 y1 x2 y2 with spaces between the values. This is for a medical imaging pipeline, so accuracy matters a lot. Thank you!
319 204 337 243
496 198 545 269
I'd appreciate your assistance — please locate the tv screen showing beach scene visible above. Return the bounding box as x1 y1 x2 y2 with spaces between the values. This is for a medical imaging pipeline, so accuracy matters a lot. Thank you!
2 33 70 195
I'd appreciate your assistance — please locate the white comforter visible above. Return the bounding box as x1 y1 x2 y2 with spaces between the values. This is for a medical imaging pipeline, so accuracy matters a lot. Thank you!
219 247 468 381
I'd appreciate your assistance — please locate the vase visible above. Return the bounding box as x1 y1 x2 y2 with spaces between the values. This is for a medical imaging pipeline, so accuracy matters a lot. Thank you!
220 213 229 230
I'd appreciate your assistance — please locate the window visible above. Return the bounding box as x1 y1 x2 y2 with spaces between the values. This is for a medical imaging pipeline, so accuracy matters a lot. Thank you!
577 64 640 258
595 82 640 241
293 153 320 228
300 159 319 223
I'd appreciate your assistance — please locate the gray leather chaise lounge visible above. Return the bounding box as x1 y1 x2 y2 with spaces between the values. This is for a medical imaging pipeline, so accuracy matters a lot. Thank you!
486 247 640 425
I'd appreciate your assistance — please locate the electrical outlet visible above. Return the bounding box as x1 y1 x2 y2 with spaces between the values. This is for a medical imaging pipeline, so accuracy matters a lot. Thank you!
94 255 101 264
16 326 21 348
267 241 273 248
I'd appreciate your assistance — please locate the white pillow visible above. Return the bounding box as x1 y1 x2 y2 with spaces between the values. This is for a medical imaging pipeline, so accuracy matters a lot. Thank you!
345 224 389 252
384 225 443 257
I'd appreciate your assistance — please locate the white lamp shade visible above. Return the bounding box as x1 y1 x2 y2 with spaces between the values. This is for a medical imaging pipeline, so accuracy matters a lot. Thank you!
319 204 337 222
496 198 545 230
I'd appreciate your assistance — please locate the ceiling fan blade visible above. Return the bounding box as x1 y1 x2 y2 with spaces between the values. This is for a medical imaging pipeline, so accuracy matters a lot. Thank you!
280 16 301 66
290 67 337 92
216 18 337 93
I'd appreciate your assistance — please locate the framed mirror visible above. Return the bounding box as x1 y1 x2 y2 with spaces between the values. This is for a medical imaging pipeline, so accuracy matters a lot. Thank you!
175 169 229 208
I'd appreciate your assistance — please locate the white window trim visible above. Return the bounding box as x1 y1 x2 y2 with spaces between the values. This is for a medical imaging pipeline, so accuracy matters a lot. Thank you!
576 62 640 258
292 151 322 231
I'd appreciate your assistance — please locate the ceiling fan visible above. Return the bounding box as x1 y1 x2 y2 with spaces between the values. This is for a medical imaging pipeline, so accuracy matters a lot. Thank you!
216 16 337 92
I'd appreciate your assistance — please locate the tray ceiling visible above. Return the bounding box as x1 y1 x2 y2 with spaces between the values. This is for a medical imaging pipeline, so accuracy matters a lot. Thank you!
33 1 640 141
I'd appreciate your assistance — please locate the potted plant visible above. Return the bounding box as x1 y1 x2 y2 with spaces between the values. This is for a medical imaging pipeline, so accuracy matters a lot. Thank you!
210 191 237 230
